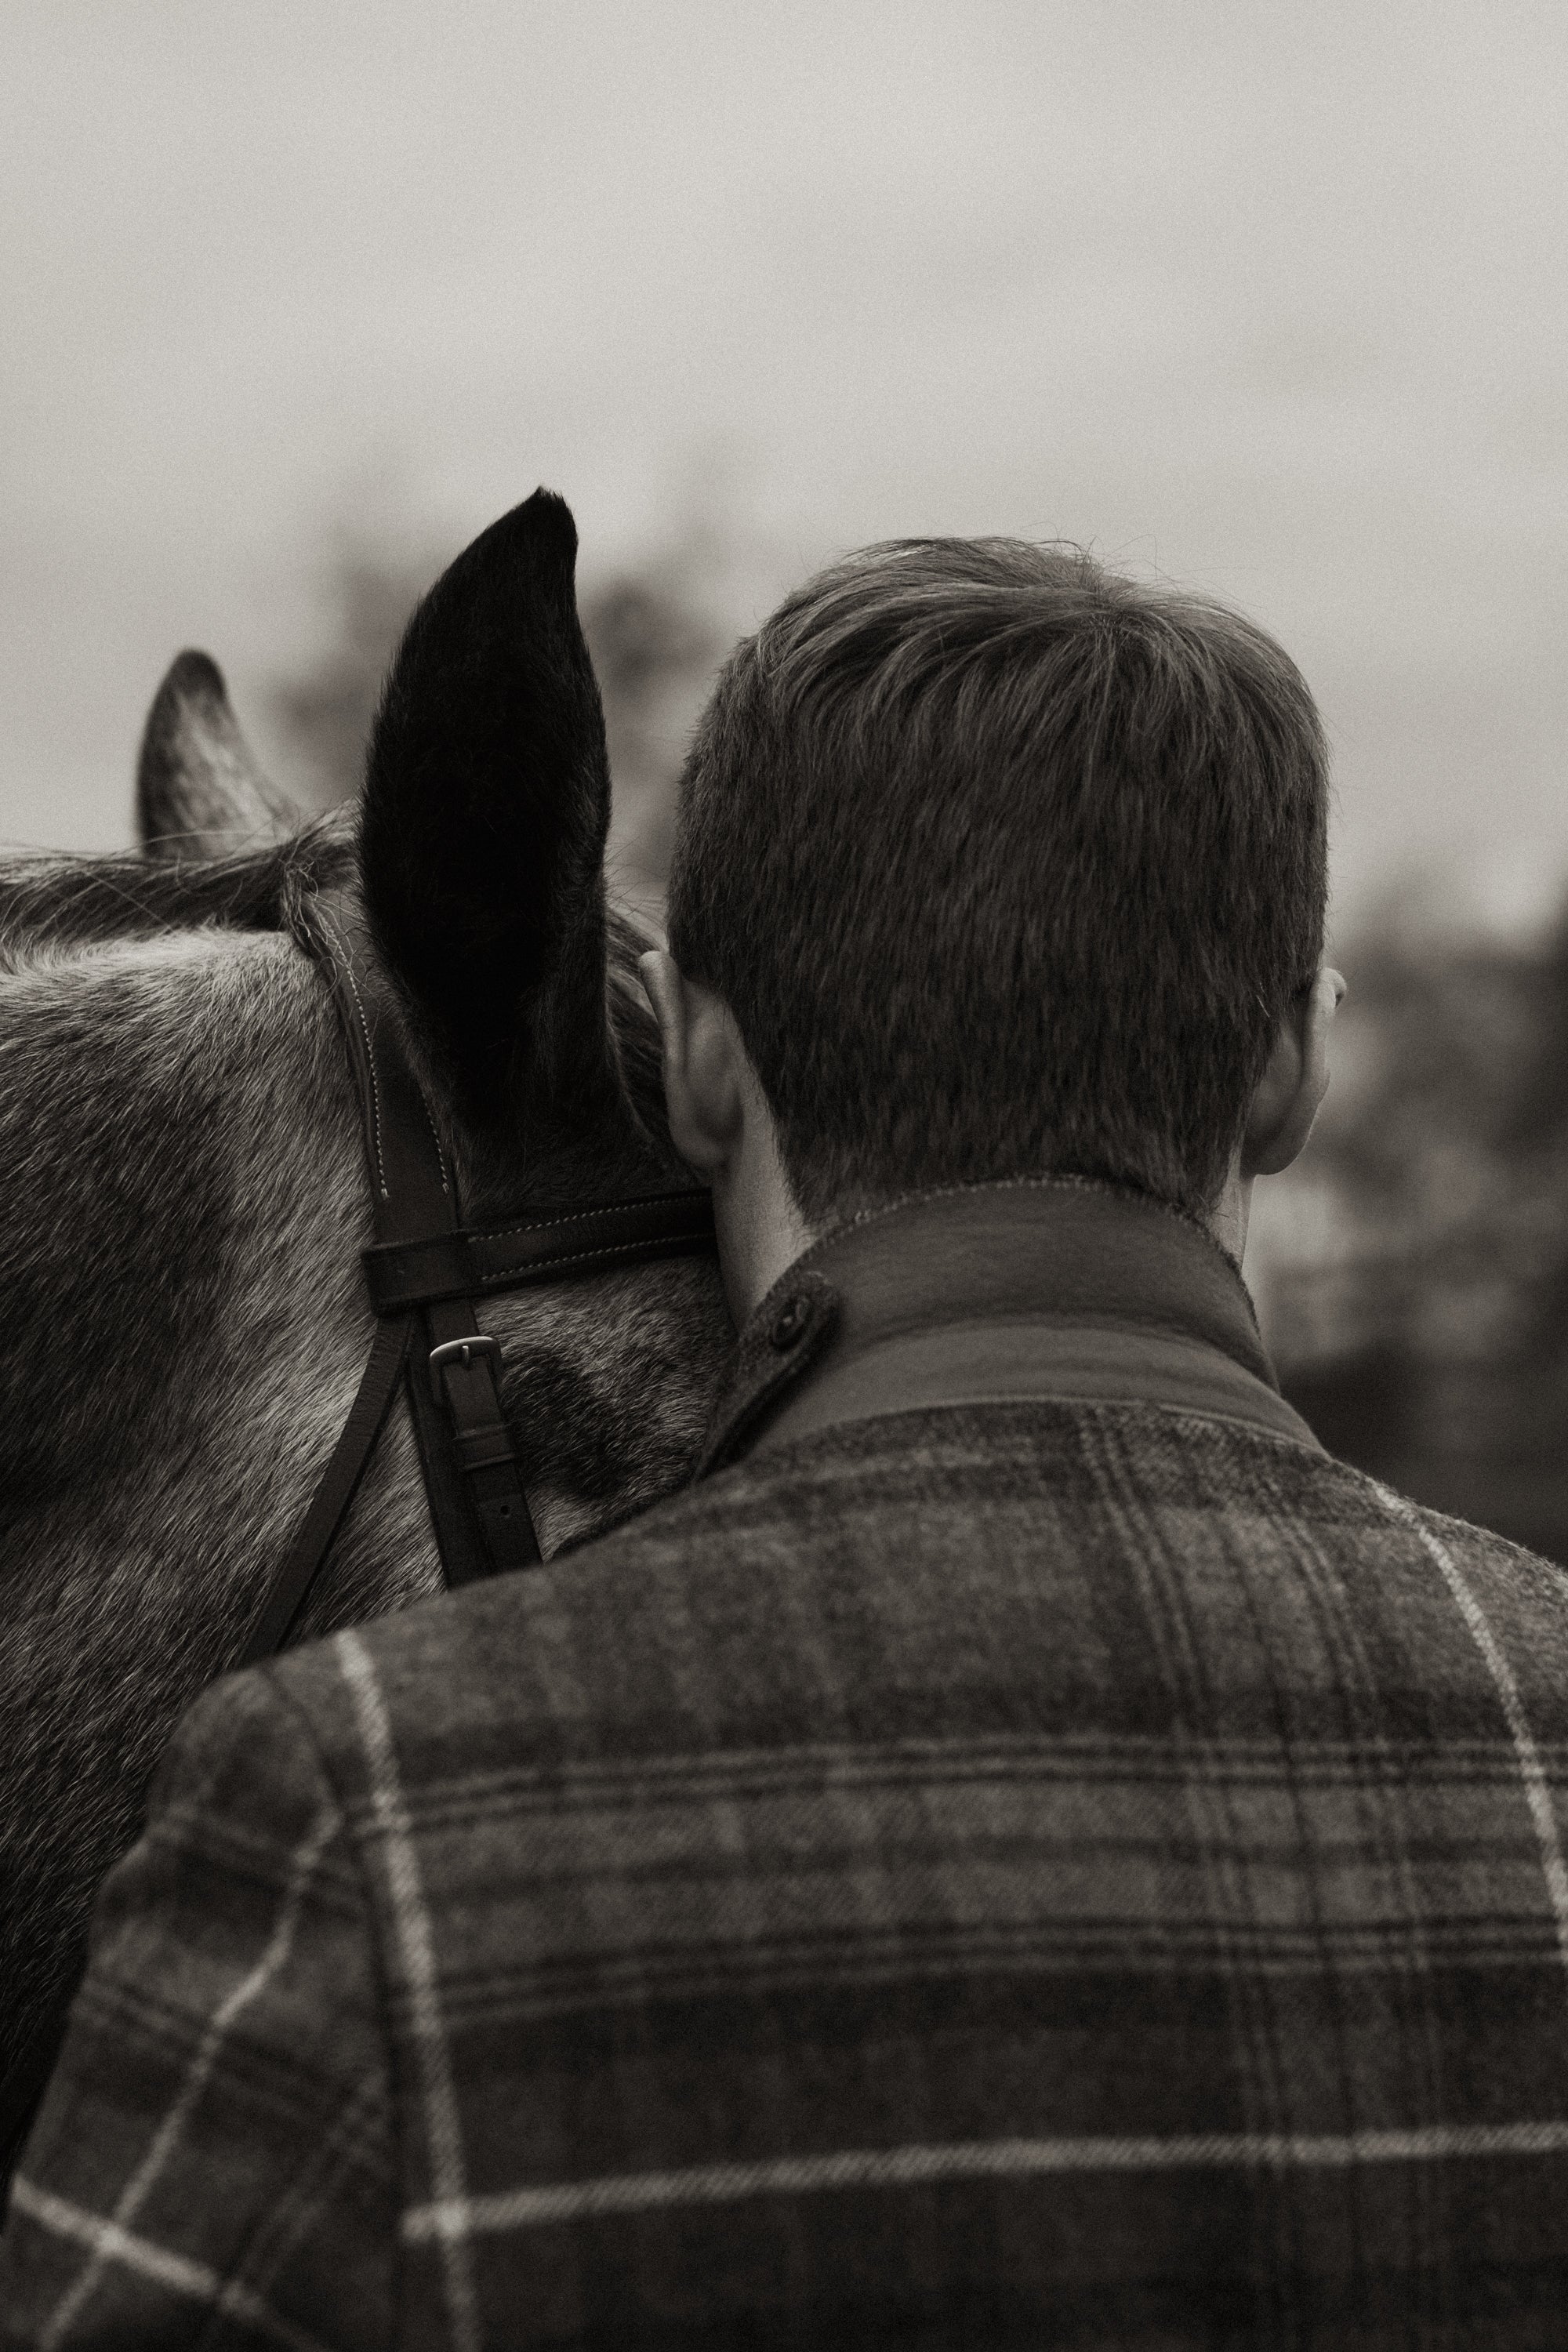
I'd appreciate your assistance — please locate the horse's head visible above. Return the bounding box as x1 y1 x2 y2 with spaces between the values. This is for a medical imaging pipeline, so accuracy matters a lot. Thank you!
0 491 733 2067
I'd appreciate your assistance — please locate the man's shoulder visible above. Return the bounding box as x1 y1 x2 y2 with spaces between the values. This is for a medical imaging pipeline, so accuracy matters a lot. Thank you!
267 1432 866 1739
263 1402 1568 1787
1354 1475 1568 1638
1371 1480 1565 1581
255 1467 771 1782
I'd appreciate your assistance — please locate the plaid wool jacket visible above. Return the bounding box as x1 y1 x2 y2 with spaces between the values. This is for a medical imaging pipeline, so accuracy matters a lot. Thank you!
5 1179 1568 2349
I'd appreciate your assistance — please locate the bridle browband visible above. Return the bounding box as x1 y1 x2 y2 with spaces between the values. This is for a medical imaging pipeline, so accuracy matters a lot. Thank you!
0 886 715 2176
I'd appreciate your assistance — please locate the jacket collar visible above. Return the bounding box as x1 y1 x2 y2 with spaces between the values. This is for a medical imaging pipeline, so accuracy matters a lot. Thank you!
693 1176 1320 1479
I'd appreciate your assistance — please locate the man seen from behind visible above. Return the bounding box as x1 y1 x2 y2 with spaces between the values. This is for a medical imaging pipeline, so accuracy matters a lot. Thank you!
6 533 1568 2348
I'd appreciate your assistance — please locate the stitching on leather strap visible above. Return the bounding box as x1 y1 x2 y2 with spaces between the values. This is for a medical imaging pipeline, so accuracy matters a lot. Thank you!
421 1100 450 1196
476 1192 708 1245
477 1233 712 1286
315 902 389 1203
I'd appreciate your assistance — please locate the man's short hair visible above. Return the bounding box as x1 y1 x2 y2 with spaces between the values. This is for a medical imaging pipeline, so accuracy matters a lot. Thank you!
666 537 1330 1223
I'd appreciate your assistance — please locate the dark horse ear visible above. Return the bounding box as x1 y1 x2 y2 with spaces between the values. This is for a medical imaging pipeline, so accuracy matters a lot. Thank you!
136 652 298 860
358 489 621 1142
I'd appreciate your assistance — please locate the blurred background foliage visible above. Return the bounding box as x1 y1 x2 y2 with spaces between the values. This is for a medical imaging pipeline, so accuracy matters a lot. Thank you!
272 540 1568 1570
1252 914 1568 1566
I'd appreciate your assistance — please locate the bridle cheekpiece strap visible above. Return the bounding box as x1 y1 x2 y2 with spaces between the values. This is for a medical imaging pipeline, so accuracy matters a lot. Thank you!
241 887 715 1659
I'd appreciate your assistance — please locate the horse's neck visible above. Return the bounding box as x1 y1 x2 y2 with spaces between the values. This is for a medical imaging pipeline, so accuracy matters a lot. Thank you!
0 924 452 2074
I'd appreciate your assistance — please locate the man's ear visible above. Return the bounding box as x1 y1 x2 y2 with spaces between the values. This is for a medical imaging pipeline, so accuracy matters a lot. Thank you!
1241 967 1347 1178
638 950 746 1176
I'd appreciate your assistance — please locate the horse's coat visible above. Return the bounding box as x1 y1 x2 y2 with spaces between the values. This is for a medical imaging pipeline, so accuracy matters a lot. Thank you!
0 493 732 2087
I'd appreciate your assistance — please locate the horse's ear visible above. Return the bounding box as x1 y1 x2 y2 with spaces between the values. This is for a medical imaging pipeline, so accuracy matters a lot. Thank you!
136 652 299 862
358 488 621 1140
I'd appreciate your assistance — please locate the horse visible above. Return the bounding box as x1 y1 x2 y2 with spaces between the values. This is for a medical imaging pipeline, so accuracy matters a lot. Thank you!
0 490 734 2103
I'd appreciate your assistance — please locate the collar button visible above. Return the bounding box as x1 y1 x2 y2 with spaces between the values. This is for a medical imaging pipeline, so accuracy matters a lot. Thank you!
769 1295 811 1351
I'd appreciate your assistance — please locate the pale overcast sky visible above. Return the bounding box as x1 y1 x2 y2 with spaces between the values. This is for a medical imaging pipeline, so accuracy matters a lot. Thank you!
3 1 1564 938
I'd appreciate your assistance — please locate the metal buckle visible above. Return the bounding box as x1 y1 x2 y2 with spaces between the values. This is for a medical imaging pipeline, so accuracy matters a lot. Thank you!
428 1332 501 1397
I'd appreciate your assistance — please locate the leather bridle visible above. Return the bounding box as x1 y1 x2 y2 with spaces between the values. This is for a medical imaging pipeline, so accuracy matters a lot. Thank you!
0 887 716 2176
236 889 715 1661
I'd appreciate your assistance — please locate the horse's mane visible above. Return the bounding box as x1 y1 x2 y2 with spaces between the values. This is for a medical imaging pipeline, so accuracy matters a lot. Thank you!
0 816 670 1149
0 815 357 968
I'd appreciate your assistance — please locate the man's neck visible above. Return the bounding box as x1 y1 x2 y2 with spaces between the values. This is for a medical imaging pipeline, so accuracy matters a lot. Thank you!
1205 1162 1253 1267
708 1069 815 1324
